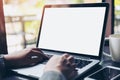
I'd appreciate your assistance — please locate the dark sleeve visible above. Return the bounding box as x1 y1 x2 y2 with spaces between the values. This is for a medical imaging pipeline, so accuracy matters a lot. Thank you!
0 55 6 78
40 71 66 80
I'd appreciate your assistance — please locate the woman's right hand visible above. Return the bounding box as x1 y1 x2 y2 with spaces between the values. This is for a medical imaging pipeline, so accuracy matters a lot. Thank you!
44 54 78 80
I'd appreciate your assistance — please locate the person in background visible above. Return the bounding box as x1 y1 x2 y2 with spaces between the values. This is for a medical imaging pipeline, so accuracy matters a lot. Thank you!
0 48 77 80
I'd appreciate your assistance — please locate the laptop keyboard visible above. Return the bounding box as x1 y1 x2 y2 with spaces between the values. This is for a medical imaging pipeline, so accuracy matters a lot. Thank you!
74 58 92 68
45 54 92 68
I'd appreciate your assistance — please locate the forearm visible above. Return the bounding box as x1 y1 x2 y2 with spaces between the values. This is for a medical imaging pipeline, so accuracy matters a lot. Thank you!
0 54 14 77
3 54 21 68
40 71 66 80
3 54 16 68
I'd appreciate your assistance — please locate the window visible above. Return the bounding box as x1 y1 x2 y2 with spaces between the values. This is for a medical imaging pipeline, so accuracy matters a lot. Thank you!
3 0 43 53
115 0 120 33
3 0 102 53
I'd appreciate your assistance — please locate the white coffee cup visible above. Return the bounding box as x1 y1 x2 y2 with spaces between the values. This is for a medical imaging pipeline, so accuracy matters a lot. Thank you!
109 34 120 62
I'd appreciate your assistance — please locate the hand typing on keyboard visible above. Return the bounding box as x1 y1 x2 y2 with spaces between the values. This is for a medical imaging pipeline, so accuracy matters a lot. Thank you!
44 54 78 80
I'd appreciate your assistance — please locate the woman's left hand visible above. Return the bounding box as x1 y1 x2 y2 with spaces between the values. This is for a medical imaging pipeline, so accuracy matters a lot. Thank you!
4 48 49 68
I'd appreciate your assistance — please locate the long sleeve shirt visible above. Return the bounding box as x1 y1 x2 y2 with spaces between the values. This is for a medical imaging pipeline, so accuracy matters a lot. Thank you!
0 55 5 79
40 71 66 80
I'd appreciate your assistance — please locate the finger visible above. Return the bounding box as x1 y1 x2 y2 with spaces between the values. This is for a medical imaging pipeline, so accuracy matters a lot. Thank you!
69 70 78 80
31 48 46 55
31 49 49 60
62 53 70 58
66 62 72 67
33 57 43 63
67 56 74 63
71 63 77 68
29 56 44 66
28 52 49 64
31 48 44 54
61 58 67 65
60 55 68 65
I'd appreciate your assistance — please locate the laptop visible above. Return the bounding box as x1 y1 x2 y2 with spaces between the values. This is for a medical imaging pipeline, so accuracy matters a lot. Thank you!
13 3 109 79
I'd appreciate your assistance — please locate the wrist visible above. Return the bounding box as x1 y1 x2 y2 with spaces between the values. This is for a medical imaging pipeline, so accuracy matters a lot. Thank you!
3 55 22 68
3 55 12 69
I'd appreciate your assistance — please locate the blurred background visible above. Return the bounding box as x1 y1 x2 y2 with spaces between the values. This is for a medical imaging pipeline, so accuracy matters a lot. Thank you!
2 0 120 53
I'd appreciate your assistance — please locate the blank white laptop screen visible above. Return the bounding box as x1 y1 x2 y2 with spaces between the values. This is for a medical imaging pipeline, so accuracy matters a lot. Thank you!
38 7 106 56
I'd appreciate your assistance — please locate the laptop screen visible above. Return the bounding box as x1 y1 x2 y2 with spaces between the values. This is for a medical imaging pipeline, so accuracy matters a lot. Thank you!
37 3 108 57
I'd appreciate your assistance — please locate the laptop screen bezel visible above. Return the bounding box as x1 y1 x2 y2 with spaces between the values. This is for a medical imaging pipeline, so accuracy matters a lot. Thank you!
36 3 109 60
